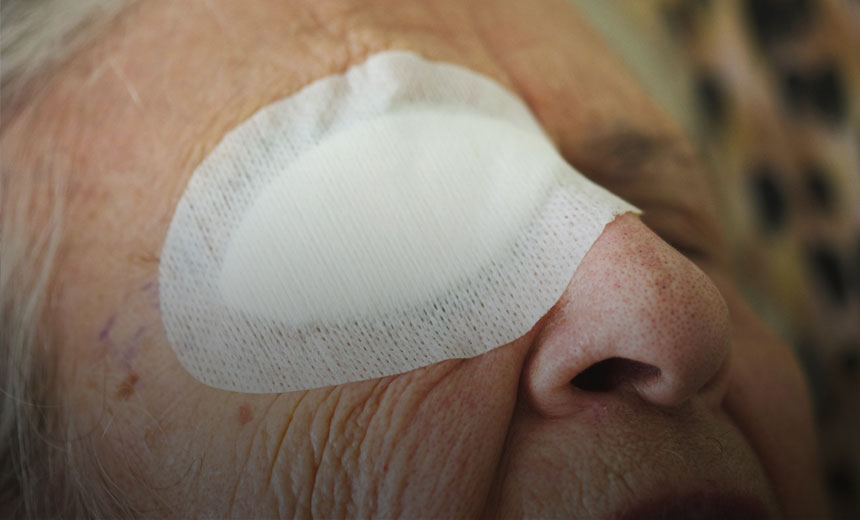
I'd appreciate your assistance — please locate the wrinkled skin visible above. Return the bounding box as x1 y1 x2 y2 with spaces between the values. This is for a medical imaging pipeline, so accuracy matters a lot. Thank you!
0 0 828 517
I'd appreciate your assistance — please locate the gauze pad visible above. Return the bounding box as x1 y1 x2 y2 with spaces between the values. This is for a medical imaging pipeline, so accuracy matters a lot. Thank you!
159 50 639 393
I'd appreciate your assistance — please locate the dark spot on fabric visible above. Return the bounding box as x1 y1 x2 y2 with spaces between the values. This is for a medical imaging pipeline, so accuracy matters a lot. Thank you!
662 2 697 38
780 69 807 112
840 344 859 378
238 404 253 426
809 64 846 122
804 162 836 211
827 459 858 501
796 341 829 420
778 63 846 122
115 373 140 401
855 234 860 294
695 72 727 128
744 0 814 47
749 164 788 232
807 243 848 305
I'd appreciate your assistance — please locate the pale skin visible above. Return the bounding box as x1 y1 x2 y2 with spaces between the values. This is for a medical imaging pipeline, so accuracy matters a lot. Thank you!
1 0 829 517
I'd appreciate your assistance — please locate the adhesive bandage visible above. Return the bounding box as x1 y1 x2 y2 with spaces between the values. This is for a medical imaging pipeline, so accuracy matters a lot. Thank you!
159 50 639 393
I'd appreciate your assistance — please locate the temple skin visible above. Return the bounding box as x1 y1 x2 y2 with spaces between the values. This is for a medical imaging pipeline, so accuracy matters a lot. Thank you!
0 0 827 517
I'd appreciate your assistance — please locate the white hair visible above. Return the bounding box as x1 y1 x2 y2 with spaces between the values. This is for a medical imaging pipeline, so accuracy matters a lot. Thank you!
1 1 133 516
1 0 131 107
0 159 64 517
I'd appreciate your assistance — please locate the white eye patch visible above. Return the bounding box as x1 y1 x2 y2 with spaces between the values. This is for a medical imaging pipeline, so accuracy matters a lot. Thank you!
159 50 638 393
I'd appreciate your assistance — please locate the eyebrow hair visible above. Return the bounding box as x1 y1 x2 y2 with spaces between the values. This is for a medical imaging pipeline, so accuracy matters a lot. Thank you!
567 126 726 262
576 127 702 186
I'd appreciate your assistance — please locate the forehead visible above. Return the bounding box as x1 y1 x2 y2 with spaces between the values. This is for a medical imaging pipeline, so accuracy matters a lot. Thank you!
0 0 718 374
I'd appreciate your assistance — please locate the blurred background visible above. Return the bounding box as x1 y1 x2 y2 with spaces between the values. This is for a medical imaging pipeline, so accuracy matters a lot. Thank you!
573 1 859 518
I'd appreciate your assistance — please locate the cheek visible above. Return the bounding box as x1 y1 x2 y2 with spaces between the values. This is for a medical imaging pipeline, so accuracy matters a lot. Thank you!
236 333 536 517
718 278 827 517
65 298 536 516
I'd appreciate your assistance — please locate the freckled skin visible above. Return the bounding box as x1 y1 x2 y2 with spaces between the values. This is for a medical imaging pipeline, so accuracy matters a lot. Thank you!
524 215 732 414
0 0 827 517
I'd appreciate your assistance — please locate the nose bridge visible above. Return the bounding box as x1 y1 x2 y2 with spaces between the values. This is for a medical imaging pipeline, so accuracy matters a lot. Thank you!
524 214 732 415
602 220 728 367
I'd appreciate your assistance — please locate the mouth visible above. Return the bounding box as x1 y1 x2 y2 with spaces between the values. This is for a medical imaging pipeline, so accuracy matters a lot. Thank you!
615 491 772 520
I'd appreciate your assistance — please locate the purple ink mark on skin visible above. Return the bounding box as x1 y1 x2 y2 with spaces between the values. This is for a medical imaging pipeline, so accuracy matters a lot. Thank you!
120 326 147 371
140 280 161 310
98 315 116 342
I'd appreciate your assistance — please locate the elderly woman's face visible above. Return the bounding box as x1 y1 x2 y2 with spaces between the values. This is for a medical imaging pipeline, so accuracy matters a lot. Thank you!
2 0 827 517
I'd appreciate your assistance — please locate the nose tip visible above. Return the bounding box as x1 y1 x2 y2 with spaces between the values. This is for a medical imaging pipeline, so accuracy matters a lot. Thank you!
523 213 731 416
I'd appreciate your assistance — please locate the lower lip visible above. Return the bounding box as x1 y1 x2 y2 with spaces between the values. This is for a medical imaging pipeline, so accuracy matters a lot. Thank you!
615 492 771 520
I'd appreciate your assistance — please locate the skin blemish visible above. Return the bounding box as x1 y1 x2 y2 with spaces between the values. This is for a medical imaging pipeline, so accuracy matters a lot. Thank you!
121 326 147 371
98 314 116 341
238 404 253 426
115 372 140 401
140 279 160 309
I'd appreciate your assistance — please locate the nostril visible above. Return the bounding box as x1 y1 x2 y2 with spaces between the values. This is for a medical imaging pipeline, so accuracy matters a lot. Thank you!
571 357 661 393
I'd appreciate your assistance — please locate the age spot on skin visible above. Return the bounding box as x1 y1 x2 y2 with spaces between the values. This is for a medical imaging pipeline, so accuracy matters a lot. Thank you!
115 373 140 401
238 404 253 426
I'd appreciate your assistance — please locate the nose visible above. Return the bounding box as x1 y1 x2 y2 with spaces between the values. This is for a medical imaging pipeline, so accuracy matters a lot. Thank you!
523 213 731 417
